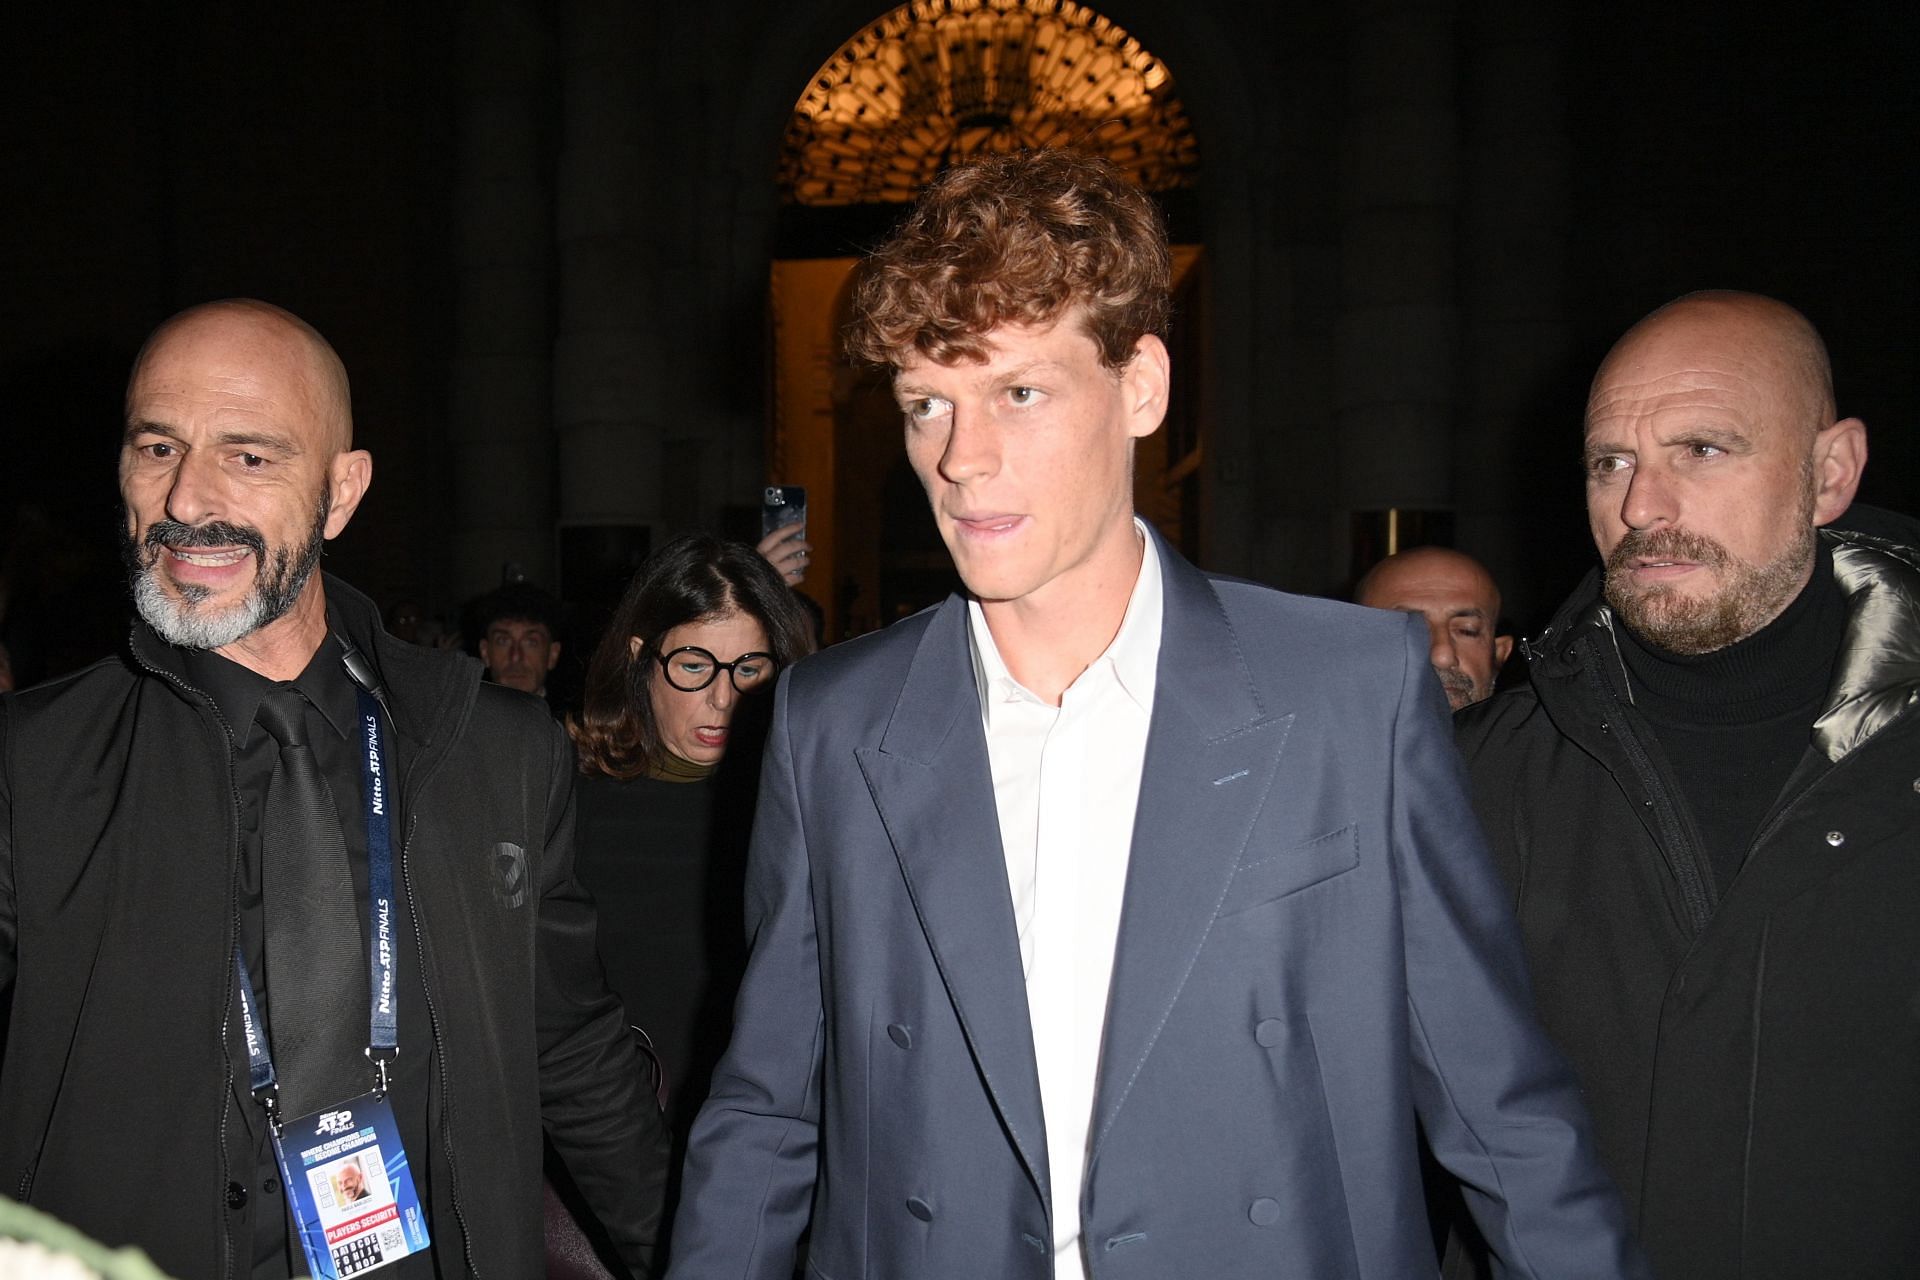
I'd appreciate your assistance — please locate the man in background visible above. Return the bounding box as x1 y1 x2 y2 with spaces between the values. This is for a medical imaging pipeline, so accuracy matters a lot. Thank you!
473 580 565 699
1355 546 1512 710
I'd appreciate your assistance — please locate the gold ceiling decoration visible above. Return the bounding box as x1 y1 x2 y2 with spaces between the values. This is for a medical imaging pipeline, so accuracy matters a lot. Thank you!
780 0 1199 206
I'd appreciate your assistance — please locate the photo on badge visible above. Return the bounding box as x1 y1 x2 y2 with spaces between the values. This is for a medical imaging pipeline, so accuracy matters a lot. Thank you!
319 1152 386 1215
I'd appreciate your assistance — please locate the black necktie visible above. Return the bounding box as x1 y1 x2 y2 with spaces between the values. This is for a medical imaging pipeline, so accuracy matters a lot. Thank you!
258 686 364 1117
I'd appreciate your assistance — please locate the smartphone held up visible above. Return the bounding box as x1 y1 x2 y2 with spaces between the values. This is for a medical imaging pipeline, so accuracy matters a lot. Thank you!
758 486 810 586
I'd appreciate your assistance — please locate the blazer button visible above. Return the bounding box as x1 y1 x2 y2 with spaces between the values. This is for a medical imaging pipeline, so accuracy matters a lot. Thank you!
226 1180 249 1210
1248 1197 1281 1227
888 1023 913 1049
1253 1018 1285 1047
906 1197 934 1222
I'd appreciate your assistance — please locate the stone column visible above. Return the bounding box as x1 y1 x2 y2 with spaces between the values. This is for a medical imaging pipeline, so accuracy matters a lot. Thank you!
553 0 661 554
449 0 556 598
1335 0 1460 583
1248 13 1344 594
1457 0 1573 625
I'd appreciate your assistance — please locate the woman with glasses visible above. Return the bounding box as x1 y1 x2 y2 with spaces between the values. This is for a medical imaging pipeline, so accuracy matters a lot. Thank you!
565 534 813 1136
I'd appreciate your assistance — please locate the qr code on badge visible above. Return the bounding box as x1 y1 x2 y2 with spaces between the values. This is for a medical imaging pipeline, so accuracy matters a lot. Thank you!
377 1224 406 1254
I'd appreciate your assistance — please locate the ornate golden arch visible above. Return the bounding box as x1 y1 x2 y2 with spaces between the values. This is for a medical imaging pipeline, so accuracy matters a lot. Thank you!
780 0 1199 205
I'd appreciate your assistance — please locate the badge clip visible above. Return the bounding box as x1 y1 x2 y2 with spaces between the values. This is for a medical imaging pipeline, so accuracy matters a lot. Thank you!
367 1046 398 1099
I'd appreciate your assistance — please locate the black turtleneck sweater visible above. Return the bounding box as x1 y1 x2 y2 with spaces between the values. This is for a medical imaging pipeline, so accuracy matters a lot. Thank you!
1615 541 1846 900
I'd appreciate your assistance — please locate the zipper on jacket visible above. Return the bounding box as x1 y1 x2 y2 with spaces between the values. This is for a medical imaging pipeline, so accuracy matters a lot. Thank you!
337 631 483 1270
1584 626 1717 934
132 650 248 1280
350 636 482 1276
400 811 482 1279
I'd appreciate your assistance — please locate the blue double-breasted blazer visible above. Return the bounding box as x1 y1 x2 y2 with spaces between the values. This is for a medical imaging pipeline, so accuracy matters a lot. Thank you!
669 538 1645 1279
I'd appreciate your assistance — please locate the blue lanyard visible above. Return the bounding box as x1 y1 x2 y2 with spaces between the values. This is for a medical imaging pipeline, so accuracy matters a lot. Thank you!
360 687 398 1066
236 687 399 1119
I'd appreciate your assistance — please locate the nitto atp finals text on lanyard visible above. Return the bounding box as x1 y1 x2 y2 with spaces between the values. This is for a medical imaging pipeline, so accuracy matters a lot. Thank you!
234 688 430 1277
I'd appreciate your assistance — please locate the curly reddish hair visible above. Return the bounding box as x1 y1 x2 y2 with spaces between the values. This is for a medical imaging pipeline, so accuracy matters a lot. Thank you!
846 149 1171 372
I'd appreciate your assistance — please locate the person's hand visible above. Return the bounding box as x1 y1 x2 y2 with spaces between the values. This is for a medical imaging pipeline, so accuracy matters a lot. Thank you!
757 523 811 586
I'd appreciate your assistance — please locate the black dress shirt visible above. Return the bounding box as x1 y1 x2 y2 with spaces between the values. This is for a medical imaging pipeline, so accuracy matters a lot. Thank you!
179 635 439 1279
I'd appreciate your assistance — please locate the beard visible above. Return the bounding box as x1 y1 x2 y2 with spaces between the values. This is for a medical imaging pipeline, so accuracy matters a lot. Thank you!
1435 667 1480 711
1602 487 1816 656
123 489 331 650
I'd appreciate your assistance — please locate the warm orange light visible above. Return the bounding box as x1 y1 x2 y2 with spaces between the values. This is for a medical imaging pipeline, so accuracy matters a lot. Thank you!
780 0 1199 206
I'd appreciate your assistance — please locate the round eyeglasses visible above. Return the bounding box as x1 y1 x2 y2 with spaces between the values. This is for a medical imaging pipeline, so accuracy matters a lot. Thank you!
653 645 780 693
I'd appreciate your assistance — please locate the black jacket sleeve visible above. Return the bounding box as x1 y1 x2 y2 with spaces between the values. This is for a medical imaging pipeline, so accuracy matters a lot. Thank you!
532 716 671 1275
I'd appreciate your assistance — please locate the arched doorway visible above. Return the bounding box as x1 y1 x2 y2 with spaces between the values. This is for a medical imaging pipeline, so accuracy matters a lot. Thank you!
766 0 1205 640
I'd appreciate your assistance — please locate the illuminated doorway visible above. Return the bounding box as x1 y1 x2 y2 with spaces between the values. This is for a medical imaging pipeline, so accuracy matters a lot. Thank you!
769 0 1204 641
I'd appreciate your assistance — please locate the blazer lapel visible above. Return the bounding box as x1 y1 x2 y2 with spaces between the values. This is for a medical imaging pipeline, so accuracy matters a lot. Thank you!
856 596 1052 1205
1091 544 1294 1154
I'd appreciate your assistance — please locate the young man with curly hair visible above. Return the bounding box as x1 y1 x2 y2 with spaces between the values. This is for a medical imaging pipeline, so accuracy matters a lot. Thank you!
667 150 1646 1280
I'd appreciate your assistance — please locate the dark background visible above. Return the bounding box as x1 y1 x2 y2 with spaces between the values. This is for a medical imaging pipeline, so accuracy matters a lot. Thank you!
1487 0 1920 623
2 1 1912 684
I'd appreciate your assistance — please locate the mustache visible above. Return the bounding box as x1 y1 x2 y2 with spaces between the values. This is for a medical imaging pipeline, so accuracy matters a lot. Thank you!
142 519 268 559
1605 526 1730 577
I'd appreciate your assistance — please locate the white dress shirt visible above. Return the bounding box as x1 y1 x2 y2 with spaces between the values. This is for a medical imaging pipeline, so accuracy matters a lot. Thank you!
966 522 1162 1280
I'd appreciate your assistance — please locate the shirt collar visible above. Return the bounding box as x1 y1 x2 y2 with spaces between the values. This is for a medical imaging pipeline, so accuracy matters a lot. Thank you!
180 633 357 748
967 517 1164 722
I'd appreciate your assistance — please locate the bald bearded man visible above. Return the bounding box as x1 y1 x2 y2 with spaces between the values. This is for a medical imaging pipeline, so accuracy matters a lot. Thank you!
0 301 667 1278
1355 547 1512 710
1453 291 1918 1278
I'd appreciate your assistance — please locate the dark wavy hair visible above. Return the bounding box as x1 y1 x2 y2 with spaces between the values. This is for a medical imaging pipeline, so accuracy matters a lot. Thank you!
845 148 1171 372
568 534 814 779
